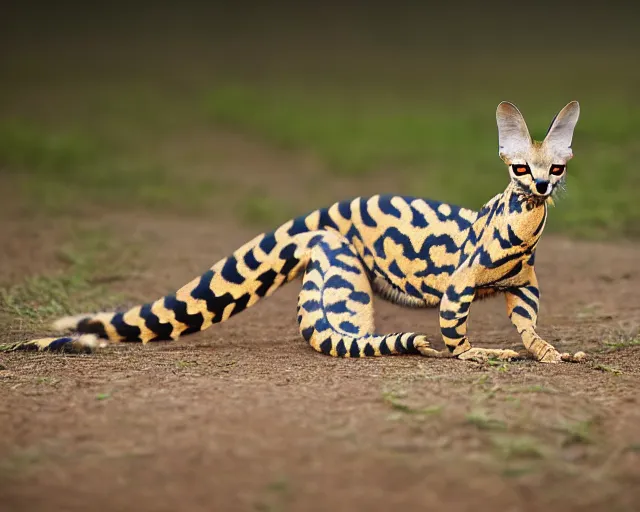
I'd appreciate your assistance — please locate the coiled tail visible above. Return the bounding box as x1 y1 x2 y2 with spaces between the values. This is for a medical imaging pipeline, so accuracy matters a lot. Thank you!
296 229 446 358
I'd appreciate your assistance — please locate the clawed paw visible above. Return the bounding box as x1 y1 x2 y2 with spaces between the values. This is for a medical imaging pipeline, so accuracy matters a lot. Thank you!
561 351 588 363
458 348 521 363
414 336 451 358
538 349 587 363
538 348 563 364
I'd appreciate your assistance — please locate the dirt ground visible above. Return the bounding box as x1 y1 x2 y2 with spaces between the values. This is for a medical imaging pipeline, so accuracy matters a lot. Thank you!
1 4 639 510
0 203 639 512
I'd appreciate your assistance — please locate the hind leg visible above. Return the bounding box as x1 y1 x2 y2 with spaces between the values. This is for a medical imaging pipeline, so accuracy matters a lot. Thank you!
296 231 445 358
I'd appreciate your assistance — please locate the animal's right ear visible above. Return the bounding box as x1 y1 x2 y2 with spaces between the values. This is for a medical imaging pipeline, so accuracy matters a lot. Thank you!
496 102 532 164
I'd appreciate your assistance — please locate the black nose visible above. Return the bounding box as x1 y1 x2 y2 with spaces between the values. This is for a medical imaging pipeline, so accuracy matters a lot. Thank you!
535 180 550 195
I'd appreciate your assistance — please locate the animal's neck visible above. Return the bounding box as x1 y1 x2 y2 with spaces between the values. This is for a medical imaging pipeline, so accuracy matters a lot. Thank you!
499 181 548 248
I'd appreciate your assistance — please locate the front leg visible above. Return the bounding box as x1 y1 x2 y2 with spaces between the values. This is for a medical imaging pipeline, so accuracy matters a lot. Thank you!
506 277 585 363
439 273 519 362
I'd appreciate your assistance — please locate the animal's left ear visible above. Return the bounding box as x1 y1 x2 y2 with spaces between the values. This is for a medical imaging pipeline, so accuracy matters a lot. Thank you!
543 101 580 161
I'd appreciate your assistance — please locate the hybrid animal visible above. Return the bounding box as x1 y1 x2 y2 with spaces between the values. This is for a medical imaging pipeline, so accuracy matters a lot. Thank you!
8 101 586 363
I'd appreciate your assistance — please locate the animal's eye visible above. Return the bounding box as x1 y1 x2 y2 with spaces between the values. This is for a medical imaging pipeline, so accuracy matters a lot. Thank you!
512 164 531 176
550 164 566 176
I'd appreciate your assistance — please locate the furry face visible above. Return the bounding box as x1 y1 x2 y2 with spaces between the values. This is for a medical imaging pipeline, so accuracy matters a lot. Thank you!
496 101 580 203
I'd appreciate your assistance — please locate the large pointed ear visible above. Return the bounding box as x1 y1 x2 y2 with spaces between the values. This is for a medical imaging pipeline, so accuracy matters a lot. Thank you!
543 101 580 160
496 102 532 163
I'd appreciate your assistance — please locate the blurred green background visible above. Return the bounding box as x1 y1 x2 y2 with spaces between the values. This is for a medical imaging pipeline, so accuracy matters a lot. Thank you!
1 1 639 238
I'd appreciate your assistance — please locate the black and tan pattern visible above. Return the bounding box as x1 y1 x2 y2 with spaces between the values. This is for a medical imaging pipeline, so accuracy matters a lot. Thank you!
9 101 586 363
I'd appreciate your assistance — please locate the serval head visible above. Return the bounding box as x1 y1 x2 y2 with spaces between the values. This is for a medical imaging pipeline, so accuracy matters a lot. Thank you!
496 101 580 204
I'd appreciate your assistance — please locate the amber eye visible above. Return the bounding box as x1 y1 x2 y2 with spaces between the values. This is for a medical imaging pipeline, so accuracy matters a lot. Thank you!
550 164 566 176
512 164 531 176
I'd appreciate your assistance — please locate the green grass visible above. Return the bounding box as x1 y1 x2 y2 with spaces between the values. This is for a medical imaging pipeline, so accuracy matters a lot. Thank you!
592 364 623 375
382 391 443 416
206 84 640 239
207 86 490 177
492 435 545 460
2 7 639 239
0 229 133 338
558 419 596 446
0 118 302 223
487 358 510 372
1 274 95 325
0 120 221 215
601 334 640 353
465 410 507 431
234 190 298 229
0 121 99 175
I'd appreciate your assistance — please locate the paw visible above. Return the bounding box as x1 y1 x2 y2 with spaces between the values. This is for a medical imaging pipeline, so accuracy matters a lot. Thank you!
561 351 588 363
493 349 520 361
414 336 450 358
538 349 588 364
538 348 563 364
458 348 520 363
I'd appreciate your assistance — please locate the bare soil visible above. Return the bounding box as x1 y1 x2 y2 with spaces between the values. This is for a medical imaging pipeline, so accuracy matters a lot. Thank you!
1 209 639 512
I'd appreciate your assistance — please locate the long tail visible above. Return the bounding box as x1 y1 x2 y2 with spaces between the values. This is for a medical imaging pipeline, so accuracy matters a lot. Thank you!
6 205 352 353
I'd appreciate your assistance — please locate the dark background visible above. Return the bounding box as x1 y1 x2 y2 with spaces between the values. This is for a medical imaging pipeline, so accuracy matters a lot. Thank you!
1 1 639 237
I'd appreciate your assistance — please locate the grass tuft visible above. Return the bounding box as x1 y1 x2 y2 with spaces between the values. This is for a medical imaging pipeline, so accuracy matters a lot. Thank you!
382 391 443 416
466 410 507 431
602 337 640 353
0 229 134 339
558 419 596 446
493 435 545 460
592 364 623 375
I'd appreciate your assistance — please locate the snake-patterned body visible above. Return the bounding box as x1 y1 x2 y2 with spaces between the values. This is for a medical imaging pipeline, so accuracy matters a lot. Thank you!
7 101 585 363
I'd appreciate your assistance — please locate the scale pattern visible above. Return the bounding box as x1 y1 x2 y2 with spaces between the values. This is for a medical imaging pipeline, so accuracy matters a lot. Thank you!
5 101 584 363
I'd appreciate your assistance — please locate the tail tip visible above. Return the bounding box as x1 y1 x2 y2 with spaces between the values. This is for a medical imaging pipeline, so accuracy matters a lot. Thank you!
0 333 106 353
51 314 89 332
73 334 108 352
